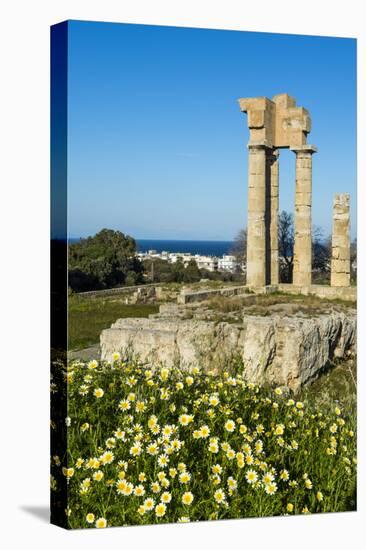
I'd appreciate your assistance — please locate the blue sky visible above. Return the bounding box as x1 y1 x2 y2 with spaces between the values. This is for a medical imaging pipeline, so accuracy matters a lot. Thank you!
67 21 356 240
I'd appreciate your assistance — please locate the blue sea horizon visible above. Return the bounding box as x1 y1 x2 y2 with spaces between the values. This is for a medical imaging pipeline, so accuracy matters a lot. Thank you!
68 238 235 257
137 239 234 256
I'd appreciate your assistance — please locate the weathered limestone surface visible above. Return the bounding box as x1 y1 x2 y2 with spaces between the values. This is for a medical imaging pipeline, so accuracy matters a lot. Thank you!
239 94 317 289
278 283 356 302
100 310 356 392
246 144 267 286
331 193 351 287
239 96 275 146
269 149 279 284
177 285 249 304
292 145 317 286
178 284 356 305
238 93 311 149
272 93 311 148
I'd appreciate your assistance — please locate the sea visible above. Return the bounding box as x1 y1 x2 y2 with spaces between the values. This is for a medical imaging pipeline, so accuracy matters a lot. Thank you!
136 240 234 257
69 238 234 257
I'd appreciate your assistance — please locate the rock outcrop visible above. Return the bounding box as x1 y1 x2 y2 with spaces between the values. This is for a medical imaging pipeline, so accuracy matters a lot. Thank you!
100 309 356 392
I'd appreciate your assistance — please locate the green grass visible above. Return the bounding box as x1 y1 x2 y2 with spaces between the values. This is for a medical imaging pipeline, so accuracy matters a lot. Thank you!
68 295 159 350
301 358 357 411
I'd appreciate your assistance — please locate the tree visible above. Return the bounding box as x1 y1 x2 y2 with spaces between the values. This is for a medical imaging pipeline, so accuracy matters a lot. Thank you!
183 259 201 283
143 258 178 284
278 211 294 283
142 256 201 284
234 214 332 284
171 257 185 283
68 229 144 292
312 226 331 283
350 237 357 283
230 228 247 272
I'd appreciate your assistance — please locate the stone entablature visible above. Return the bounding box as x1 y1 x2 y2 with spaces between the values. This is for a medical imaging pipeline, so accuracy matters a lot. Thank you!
238 93 311 149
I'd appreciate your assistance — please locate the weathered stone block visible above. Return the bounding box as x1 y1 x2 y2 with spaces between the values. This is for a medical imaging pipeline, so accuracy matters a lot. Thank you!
248 109 265 128
331 193 351 287
100 310 356 392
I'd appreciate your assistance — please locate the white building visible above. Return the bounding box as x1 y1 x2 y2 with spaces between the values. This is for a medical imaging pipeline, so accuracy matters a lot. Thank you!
218 255 238 272
137 250 238 273
194 255 218 272
169 253 195 267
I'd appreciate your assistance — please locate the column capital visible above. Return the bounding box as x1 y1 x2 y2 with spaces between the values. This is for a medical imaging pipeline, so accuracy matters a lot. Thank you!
247 140 273 150
290 144 317 155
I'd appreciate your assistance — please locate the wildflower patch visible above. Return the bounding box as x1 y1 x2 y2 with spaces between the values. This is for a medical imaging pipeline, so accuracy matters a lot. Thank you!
51 357 357 528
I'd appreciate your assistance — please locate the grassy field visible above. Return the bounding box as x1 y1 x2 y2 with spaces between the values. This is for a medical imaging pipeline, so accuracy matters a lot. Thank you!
68 295 159 350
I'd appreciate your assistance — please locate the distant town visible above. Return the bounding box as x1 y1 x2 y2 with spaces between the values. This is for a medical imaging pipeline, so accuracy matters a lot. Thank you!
136 249 241 273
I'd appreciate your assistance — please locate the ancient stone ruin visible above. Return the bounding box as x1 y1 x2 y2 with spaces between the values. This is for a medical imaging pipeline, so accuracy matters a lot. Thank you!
239 93 315 287
238 93 352 291
100 305 356 392
99 93 356 390
331 193 351 287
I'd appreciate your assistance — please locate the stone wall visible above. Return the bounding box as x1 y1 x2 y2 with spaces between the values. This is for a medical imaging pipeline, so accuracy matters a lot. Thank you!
277 283 356 302
100 309 356 392
177 285 250 304
177 283 356 305
76 283 164 299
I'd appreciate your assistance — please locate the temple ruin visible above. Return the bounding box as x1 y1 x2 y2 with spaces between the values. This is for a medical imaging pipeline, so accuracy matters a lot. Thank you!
99 93 356 389
238 93 353 293
239 93 316 287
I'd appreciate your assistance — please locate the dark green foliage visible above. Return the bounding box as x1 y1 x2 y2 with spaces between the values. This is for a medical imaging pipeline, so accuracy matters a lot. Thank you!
183 259 202 283
143 258 181 284
68 229 144 292
143 257 244 285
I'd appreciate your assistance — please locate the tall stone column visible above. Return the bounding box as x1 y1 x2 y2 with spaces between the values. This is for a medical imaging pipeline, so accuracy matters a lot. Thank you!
291 145 317 286
246 144 267 287
269 149 279 284
331 193 351 287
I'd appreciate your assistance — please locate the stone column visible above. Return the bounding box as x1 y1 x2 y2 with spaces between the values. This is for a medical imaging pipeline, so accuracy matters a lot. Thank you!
331 193 351 287
291 145 317 287
246 144 267 287
269 149 279 284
